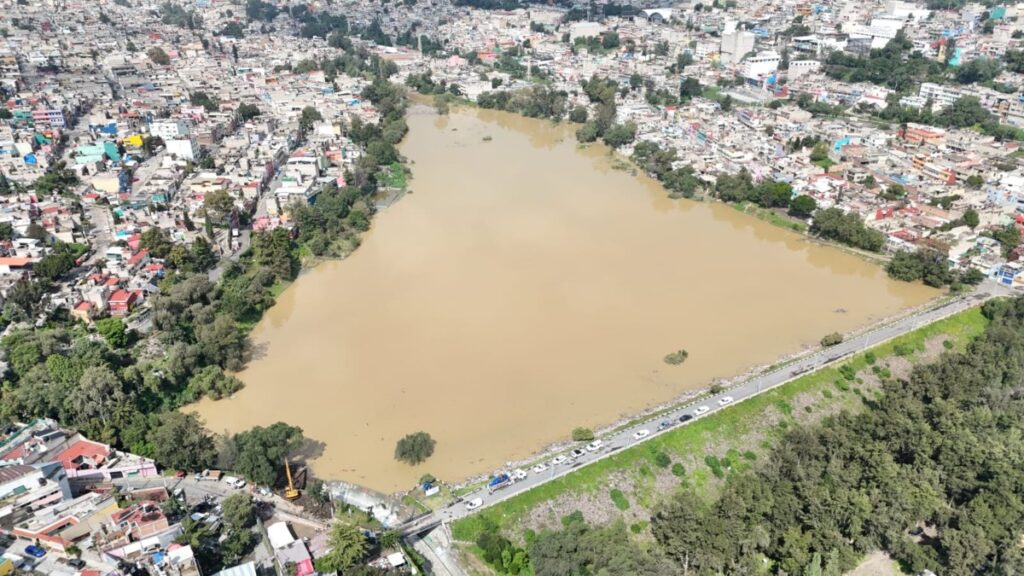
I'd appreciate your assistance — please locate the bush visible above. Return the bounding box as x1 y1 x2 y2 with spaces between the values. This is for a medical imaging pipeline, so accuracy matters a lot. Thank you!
839 364 856 381
943 339 954 349
653 452 671 468
743 451 757 461
610 489 630 510
709 383 724 395
664 349 689 365
671 463 685 477
821 332 844 347
894 343 913 357
394 432 436 465
864 351 877 364
571 427 595 442
705 455 724 478
561 511 584 526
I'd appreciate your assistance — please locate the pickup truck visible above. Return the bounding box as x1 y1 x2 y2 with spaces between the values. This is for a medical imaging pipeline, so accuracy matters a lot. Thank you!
487 473 512 494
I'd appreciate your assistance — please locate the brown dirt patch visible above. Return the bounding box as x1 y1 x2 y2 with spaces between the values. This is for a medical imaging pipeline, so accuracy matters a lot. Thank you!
846 550 905 576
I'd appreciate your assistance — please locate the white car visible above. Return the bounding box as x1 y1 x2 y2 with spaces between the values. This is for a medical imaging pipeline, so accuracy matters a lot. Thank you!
717 396 734 406
694 406 710 416
586 440 603 452
465 497 484 511
532 463 548 474
632 429 650 440
551 455 568 466
512 468 528 481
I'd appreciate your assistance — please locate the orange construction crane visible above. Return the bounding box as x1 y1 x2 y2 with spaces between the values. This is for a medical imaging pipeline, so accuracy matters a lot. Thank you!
283 459 300 501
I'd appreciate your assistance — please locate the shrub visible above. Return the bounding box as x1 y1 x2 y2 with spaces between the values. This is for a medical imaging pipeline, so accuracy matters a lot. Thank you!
821 332 843 347
671 463 685 477
943 339 954 349
653 452 671 468
835 379 850 391
839 364 856 381
629 521 647 534
743 451 757 461
822 388 833 399
709 383 724 394
864 351 876 364
610 489 630 511
394 432 436 465
571 427 595 442
894 343 913 357
561 511 584 526
664 349 689 365
705 455 724 478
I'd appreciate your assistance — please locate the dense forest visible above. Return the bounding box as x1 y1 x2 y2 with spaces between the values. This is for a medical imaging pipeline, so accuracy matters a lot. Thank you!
478 297 1024 576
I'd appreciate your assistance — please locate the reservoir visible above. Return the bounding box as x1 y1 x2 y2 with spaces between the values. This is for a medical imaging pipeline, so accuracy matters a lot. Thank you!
191 106 937 492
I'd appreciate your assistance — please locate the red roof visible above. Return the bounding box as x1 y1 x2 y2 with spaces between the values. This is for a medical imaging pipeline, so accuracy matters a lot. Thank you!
73 301 93 312
54 438 110 471
109 289 133 303
0 257 32 267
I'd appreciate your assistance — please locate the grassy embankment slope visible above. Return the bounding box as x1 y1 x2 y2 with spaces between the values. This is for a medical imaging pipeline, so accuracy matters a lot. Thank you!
452 307 988 544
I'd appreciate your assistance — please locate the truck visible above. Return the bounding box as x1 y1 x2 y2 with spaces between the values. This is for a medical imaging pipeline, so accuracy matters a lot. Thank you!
487 473 512 494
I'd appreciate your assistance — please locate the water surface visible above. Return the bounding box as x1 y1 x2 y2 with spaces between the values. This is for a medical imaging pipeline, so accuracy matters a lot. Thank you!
191 107 936 492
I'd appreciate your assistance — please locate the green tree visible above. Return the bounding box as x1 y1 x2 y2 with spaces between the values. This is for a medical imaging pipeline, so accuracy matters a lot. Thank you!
203 189 234 224
236 103 261 121
394 431 436 465
299 105 323 134
149 412 217 472
572 427 595 442
95 317 130 348
315 523 369 573
232 422 304 486
962 208 980 228
965 174 984 189
222 492 254 530
147 47 170 65
789 195 817 218
569 106 588 123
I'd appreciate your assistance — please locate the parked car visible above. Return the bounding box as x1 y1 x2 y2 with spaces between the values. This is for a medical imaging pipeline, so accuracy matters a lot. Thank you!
551 455 568 466
717 396 734 406
68 559 86 569
694 406 709 416
532 463 548 474
24 546 45 559
511 468 528 481
465 497 484 511
569 449 585 459
174 470 186 478
658 420 672 431
585 440 603 452
679 414 693 423
632 429 650 440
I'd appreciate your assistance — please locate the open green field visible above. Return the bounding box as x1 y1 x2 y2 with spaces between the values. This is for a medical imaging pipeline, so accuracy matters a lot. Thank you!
452 305 988 544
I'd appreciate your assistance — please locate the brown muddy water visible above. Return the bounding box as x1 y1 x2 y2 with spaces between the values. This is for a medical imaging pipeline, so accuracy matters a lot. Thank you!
191 107 937 492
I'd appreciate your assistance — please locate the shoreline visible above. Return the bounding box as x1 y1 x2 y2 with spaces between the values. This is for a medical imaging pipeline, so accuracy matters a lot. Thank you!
208 102 939 496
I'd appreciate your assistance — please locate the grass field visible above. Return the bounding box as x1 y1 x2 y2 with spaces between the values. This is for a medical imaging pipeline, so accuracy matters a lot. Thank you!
452 306 988 544
730 201 808 233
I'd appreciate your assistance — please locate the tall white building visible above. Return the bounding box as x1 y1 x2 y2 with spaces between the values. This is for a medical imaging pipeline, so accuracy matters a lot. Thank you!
151 119 200 161
720 22 755 65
